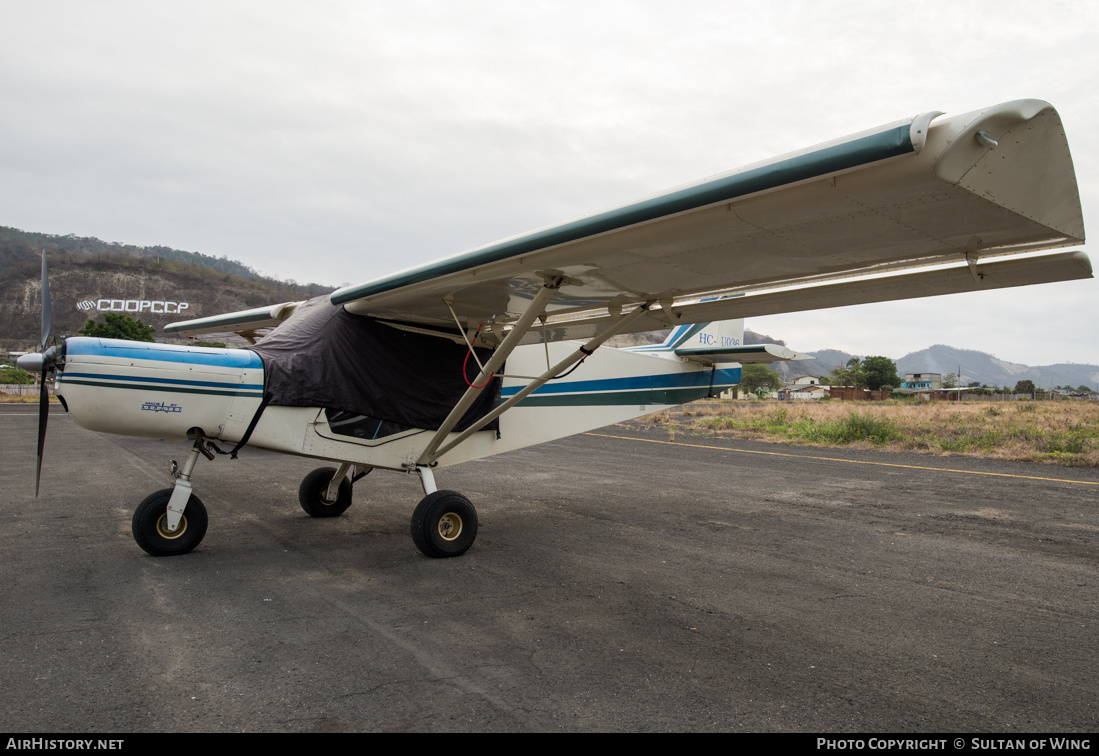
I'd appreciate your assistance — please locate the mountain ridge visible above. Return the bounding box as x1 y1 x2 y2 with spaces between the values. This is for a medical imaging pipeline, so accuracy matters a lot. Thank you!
765 337 1099 391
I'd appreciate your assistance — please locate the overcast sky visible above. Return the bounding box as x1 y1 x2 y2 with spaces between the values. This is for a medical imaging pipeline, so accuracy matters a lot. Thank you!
2 1 1096 367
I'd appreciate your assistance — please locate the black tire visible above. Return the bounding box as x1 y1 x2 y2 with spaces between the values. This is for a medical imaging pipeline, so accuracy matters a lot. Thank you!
410 490 478 558
298 467 353 518
132 488 208 557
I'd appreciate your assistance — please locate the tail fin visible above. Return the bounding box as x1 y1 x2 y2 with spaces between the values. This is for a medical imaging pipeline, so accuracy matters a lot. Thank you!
629 319 745 354
668 319 745 353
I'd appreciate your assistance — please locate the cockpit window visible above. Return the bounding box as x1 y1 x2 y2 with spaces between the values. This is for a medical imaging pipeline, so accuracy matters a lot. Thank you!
324 409 415 440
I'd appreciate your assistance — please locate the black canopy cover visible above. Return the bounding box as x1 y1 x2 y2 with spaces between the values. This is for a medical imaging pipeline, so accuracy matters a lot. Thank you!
249 296 501 433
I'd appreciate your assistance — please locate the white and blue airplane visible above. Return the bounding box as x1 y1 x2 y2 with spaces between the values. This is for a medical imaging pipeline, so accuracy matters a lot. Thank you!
18 99 1091 559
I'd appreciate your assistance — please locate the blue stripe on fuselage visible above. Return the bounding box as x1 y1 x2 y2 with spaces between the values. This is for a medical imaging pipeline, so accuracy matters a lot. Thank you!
501 367 740 397
60 372 263 391
65 337 263 369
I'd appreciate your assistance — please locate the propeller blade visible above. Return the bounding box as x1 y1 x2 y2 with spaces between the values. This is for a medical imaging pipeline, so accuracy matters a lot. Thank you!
41 250 52 350
30 252 55 496
35 367 49 497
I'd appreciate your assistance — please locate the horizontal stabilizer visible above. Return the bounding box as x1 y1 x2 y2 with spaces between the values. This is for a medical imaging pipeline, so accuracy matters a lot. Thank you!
674 343 812 365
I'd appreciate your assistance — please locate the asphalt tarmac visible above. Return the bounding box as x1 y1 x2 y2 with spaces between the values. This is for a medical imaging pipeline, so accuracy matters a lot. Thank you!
2 405 1097 732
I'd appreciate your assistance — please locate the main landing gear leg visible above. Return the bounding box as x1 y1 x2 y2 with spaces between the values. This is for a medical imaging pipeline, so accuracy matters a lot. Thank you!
410 467 478 559
131 429 211 556
298 464 358 517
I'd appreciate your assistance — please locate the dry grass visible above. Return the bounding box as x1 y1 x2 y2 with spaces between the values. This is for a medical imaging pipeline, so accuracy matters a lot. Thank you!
6 389 1096 465
633 399 1099 467
0 393 53 403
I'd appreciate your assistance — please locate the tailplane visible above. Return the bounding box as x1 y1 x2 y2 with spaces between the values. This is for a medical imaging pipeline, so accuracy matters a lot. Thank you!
629 319 810 365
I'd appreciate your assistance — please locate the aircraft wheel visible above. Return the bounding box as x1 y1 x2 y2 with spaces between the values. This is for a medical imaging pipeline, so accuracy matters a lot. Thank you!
132 488 208 557
410 490 478 558
298 467 353 518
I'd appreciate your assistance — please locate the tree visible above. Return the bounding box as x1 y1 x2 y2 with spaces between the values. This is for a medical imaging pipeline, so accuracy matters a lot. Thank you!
829 357 865 387
78 312 156 342
0 366 36 384
828 356 899 389
1014 379 1036 395
861 356 900 390
942 372 958 389
739 364 782 394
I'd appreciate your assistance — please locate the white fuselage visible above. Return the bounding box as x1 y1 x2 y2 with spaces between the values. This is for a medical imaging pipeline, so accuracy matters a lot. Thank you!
57 337 740 471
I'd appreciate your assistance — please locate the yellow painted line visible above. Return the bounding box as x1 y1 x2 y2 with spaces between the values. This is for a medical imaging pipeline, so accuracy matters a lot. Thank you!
585 432 1099 487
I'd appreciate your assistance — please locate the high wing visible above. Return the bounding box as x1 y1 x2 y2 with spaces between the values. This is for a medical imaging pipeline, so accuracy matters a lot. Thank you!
163 301 302 342
316 98 1087 346
165 99 1090 349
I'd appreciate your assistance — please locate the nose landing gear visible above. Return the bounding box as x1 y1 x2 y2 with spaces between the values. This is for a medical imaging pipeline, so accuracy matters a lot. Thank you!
132 429 213 557
132 489 208 556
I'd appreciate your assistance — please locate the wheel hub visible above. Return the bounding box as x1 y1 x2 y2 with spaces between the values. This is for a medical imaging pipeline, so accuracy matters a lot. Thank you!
155 514 188 540
437 512 463 541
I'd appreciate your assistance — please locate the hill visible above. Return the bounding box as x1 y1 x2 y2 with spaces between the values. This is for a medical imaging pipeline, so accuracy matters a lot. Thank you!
598 328 1098 390
0 227 332 350
0 226 302 284
774 342 1098 391
895 345 1099 391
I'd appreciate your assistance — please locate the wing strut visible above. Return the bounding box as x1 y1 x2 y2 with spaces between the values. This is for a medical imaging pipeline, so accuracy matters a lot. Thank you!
414 277 565 466
418 300 654 467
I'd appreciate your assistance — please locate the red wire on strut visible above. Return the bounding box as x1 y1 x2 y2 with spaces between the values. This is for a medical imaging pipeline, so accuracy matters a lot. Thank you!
462 322 494 389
